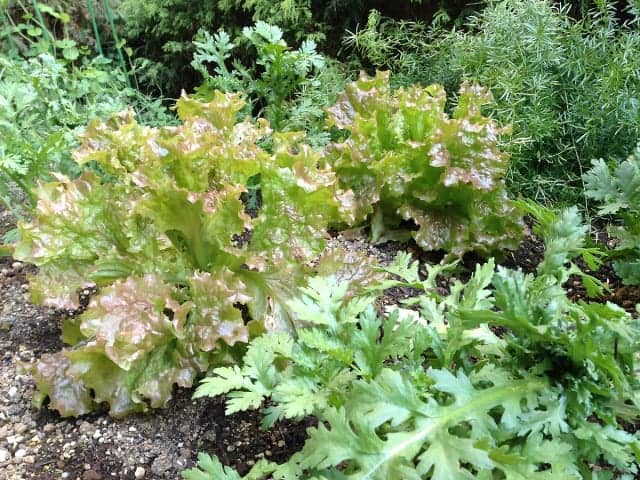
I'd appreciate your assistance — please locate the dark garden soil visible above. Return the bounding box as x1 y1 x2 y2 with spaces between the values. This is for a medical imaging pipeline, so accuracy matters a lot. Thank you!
1 206 639 480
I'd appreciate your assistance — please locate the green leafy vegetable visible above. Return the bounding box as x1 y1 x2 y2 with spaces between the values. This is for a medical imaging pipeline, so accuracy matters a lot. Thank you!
325 71 524 258
186 201 640 479
16 91 346 416
584 143 640 285
347 1 640 204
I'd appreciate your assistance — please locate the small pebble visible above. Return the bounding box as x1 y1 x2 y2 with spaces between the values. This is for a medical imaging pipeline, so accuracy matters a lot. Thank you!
134 466 146 478
14 448 26 460
0 448 10 462
14 423 27 434
83 470 102 480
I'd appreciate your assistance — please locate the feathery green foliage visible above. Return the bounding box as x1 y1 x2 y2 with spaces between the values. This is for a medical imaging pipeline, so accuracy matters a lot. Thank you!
348 0 640 204
185 203 640 479
191 22 347 146
0 52 170 216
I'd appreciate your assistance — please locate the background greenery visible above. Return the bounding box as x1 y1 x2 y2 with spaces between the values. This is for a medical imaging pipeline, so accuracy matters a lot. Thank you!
6 0 640 208
0 0 171 220
116 0 480 98
348 0 640 204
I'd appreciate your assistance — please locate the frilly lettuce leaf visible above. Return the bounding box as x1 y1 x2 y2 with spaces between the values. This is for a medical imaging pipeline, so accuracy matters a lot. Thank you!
17 91 347 416
31 274 208 417
251 133 344 264
77 274 190 370
14 171 171 309
326 71 524 258
186 269 254 351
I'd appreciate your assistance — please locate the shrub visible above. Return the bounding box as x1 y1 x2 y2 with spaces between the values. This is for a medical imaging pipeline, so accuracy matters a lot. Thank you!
117 0 478 97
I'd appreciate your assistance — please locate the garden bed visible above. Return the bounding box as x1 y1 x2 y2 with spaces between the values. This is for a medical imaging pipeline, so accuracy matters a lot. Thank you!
1 204 639 479
0 207 399 480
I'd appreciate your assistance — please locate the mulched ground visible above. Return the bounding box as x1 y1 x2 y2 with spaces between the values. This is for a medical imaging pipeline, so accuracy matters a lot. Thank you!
1 206 639 480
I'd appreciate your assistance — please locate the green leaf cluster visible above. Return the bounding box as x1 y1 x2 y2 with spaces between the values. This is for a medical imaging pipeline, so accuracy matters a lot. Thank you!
584 143 640 284
14 92 346 417
1 1 115 59
325 71 524 258
347 0 640 204
185 204 640 479
0 52 171 216
191 22 346 145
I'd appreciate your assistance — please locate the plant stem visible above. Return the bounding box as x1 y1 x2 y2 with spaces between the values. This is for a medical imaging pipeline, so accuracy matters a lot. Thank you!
0 7 18 55
86 0 103 56
101 0 131 89
28 0 53 53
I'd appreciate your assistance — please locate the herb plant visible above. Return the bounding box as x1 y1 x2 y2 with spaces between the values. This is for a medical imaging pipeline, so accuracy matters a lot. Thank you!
584 143 640 284
185 205 640 479
192 22 346 146
0 52 170 217
14 92 347 417
116 0 447 96
325 71 524 258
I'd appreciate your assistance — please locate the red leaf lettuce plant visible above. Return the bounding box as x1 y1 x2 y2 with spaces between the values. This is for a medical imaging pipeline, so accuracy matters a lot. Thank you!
325 71 524 259
14 91 349 417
